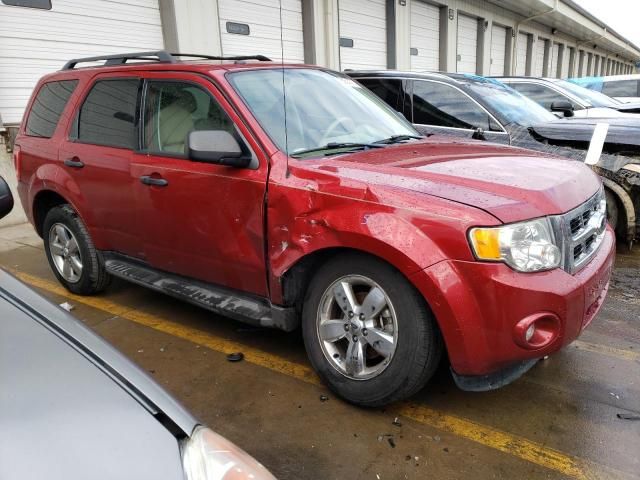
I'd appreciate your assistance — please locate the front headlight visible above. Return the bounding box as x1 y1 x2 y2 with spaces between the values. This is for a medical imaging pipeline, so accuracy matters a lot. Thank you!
182 426 277 480
469 218 561 272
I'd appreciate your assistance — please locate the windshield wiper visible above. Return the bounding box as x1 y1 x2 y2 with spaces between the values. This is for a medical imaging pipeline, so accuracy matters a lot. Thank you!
373 134 423 144
291 142 384 158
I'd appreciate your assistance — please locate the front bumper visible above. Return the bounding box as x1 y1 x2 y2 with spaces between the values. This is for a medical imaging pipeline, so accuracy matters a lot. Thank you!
410 227 615 379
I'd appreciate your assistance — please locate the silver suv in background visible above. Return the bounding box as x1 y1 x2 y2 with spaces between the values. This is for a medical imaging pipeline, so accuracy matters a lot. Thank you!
570 75 640 104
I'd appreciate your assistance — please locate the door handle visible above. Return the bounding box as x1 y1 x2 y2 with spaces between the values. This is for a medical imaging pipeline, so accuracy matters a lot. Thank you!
64 158 84 168
140 175 168 187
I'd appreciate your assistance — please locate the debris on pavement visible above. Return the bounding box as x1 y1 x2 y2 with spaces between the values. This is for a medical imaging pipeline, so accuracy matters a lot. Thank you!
387 437 396 448
617 413 640 420
226 352 244 362
609 392 621 400
319 394 329 402
59 302 74 312
392 417 402 427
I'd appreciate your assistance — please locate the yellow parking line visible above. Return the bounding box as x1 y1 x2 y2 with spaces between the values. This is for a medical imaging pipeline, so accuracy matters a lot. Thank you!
11 269 635 480
572 340 640 363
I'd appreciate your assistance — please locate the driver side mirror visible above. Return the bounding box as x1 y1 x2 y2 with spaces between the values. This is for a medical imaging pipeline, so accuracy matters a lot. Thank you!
550 101 575 118
0 176 14 221
187 130 252 168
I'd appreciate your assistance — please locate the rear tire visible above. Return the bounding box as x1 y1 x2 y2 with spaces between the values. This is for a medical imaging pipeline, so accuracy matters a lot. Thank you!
301 253 443 407
43 204 111 295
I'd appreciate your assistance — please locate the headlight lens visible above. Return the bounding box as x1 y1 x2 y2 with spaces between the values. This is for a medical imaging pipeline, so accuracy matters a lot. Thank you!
182 426 277 480
469 218 561 272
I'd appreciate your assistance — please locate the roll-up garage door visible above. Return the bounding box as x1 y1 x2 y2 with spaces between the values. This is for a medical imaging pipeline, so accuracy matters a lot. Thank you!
534 38 547 76
593 55 600 77
456 13 478 74
489 24 507 76
0 0 163 126
410 1 440 72
551 43 560 78
338 0 387 70
516 32 528 76
219 0 304 63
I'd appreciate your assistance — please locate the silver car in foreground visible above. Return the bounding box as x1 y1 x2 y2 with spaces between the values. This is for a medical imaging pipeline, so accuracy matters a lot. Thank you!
0 177 276 480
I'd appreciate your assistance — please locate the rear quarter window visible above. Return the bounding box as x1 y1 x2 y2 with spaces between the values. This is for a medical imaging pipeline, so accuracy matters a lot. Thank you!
25 80 78 138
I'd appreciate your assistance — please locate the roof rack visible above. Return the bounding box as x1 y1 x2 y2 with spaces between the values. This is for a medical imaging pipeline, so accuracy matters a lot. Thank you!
62 50 272 70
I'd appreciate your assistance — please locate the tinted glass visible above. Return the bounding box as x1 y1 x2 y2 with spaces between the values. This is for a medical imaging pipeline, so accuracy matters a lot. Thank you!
507 82 581 110
412 80 491 130
357 78 412 120
602 80 639 97
228 69 417 155
1 0 51 8
25 80 78 138
555 80 619 107
464 81 557 126
78 79 139 149
143 81 234 155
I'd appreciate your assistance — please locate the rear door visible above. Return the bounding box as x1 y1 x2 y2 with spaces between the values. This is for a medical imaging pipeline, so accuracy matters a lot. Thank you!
131 71 269 297
58 73 141 257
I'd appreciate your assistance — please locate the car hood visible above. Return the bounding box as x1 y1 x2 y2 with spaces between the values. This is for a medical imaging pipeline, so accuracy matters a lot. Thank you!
574 107 638 118
529 117 640 148
313 138 600 223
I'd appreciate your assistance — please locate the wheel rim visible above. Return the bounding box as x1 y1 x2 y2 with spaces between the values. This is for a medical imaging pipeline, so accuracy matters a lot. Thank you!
316 275 398 380
49 223 83 283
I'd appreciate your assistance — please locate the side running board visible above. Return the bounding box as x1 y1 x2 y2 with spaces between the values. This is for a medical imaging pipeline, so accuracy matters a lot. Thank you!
104 256 297 332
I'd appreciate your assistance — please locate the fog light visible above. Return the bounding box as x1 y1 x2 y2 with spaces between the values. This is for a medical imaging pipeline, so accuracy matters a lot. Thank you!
525 324 536 342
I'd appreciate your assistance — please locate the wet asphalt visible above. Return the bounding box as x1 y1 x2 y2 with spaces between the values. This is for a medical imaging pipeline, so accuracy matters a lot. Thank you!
0 220 638 480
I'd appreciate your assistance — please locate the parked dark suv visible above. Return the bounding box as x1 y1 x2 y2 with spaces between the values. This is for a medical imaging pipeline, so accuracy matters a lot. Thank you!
347 70 640 244
14 51 614 406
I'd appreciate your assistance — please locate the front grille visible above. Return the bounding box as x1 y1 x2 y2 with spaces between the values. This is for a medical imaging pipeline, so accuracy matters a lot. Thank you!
552 187 607 274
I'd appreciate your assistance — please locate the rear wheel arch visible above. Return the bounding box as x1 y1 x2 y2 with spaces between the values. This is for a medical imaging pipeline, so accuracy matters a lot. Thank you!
33 190 68 237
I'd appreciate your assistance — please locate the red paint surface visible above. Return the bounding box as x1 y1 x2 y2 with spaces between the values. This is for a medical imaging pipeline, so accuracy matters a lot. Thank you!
15 62 615 378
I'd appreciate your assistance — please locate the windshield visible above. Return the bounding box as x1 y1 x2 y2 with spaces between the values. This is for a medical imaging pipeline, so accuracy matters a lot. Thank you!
465 81 558 126
555 79 621 107
227 68 419 156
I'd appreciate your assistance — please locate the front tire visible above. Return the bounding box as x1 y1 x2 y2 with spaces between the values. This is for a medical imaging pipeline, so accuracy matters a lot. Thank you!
43 204 111 295
302 253 443 407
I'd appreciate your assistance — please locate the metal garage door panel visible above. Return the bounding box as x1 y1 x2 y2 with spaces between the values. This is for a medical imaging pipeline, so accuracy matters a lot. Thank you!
219 0 304 63
534 38 546 76
0 0 163 125
516 32 528 75
410 1 440 72
551 43 560 78
489 24 507 76
339 0 387 70
456 13 478 74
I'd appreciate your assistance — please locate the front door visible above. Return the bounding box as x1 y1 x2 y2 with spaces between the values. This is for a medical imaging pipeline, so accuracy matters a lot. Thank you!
131 72 269 297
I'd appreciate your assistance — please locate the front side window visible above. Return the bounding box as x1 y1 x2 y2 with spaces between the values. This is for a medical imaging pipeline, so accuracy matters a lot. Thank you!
602 80 639 97
228 69 417 155
143 81 234 155
78 79 139 149
412 80 492 130
507 82 581 111
25 80 77 138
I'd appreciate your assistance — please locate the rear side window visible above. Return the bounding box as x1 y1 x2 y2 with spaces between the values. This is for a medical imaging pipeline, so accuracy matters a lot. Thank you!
602 80 639 97
357 78 412 120
78 79 140 149
412 80 491 130
25 80 78 138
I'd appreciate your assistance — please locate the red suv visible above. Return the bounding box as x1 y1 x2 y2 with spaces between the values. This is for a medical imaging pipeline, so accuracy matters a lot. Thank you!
14 51 615 406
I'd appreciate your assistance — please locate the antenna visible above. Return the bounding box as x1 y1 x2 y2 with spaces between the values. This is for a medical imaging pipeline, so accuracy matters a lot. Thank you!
279 0 290 165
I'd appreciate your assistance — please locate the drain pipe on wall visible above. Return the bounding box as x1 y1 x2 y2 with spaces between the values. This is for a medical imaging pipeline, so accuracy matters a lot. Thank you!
511 0 559 74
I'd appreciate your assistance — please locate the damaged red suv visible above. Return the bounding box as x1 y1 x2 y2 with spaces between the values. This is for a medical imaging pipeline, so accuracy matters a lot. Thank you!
15 52 615 406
